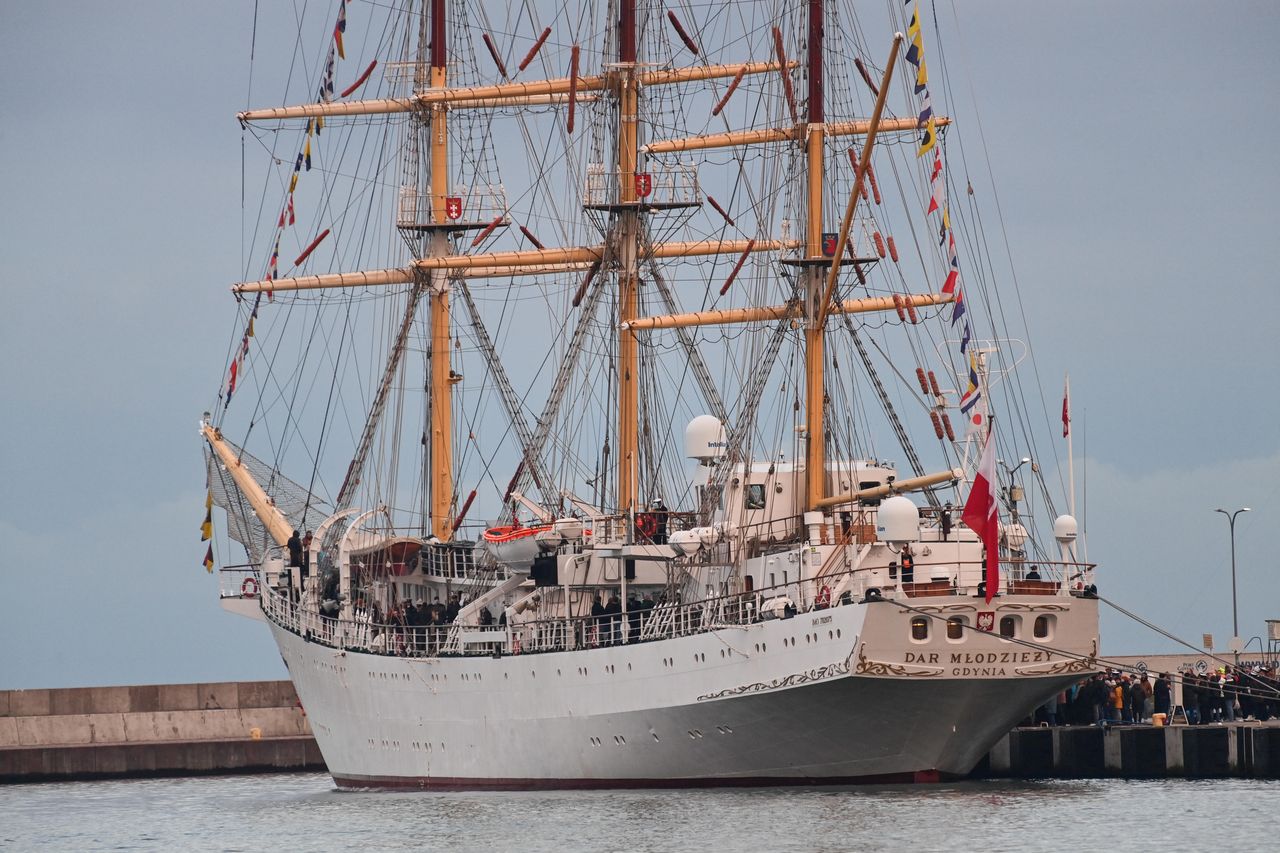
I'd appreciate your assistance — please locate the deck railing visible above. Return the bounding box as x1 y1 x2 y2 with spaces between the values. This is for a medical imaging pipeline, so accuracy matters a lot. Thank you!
245 553 1096 659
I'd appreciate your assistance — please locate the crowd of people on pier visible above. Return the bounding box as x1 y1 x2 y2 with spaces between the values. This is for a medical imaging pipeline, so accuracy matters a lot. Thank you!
1031 665 1280 726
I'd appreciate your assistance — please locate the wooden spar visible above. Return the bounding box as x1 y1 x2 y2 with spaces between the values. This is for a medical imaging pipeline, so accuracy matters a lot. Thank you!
237 62 795 122
233 267 412 294
718 240 755 296
642 117 946 155
413 238 790 270
452 489 477 532
622 292 952 332
293 228 330 266
518 26 553 72
572 260 601 307
519 225 546 250
772 28 797 124
817 34 903 329
231 240 791 294
427 0 454 541
813 468 963 510
706 195 736 226
854 57 879 96
567 45 580 134
711 66 746 116
666 10 699 56
481 33 509 79
201 424 294 547
340 61 378 98
450 94 600 109
470 216 504 247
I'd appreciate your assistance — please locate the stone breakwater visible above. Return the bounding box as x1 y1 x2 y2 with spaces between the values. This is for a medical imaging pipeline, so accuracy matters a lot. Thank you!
0 681 323 783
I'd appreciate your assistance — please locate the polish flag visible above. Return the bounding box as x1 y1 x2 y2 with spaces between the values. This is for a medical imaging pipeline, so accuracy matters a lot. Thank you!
962 428 999 603
1062 374 1071 438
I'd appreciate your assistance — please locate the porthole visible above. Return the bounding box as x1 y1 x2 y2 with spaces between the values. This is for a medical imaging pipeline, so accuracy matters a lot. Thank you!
999 616 1018 638
947 617 965 641
910 617 929 641
1034 615 1054 640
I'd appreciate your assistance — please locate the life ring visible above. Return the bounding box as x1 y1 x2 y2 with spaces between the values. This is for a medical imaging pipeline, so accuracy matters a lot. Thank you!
241 577 259 598
815 585 831 608
635 512 658 539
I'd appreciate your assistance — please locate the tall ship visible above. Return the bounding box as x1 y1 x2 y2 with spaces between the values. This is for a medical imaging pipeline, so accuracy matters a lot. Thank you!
202 0 1100 788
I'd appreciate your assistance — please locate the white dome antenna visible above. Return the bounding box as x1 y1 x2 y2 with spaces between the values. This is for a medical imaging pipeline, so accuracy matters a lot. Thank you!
684 415 727 463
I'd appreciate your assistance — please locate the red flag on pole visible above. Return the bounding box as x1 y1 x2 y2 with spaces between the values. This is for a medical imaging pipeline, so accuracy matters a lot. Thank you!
962 428 999 603
1062 375 1071 438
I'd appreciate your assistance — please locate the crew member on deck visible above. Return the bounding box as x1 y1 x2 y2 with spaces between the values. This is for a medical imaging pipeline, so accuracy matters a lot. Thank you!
900 543 915 584
650 497 669 545
287 530 303 569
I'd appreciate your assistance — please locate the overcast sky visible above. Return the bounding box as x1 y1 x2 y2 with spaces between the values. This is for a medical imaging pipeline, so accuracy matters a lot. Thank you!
2 1 1277 689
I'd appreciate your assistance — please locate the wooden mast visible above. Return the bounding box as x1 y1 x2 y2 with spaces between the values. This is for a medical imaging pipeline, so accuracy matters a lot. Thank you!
616 0 640 513
802 0 827 512
427 0 454 540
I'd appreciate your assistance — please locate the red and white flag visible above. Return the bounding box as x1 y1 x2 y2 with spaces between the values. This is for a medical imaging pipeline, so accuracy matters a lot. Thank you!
962 428 999 603
1062 374 1071 438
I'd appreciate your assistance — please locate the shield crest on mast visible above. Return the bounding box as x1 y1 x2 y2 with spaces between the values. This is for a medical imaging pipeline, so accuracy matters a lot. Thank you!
445 197 463 220
634 173 652 199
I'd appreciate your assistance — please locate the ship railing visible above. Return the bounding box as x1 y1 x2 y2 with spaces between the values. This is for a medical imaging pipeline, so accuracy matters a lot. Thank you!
217 564 261 599
395 182 508 230
252 555 1098 658
588 511 700 545
582 163 700 209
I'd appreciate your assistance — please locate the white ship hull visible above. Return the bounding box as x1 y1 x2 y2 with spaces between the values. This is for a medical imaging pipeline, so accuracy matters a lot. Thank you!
271 595 1097 789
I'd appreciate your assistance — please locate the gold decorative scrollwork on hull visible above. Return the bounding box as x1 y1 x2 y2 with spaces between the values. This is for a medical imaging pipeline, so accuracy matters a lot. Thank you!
696 651 854 701
896 603 977 615
1015 638 1098 676
996 603 1069 613
853 643 943 678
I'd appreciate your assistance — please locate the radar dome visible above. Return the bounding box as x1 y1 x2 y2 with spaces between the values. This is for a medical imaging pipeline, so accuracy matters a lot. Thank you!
684 415 728 462
1053 514 1078 544
876 496 920 544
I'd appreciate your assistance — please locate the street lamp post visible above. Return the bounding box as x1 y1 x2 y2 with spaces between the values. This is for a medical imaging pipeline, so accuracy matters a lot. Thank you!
1214 506 1252 665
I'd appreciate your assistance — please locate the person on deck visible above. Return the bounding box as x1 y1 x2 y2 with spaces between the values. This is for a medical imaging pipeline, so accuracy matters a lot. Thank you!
650 497 669 545
940 503 953 541
302 530 313 574
590 594 605 646
900 544 915 585
287 530 303 568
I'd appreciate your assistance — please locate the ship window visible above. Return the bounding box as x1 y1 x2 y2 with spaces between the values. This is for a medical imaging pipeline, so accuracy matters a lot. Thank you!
947 617 966 640
910 617 929 641
999 616 1017 638
1034 615 1053 640
745 484 766 510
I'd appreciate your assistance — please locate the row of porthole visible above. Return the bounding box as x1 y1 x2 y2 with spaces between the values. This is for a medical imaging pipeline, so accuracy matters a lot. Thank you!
588 727 734 746
372 671 409 681
910 615 1055 642
368 738 402 750
409 741 443 752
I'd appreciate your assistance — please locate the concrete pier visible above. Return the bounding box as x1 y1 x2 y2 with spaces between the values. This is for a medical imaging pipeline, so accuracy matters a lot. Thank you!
0 681 324 783
978 723 1280 780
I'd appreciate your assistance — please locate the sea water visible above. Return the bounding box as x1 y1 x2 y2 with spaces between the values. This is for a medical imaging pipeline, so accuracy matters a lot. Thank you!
2 773 1275 851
